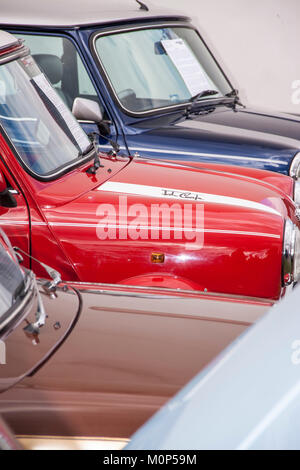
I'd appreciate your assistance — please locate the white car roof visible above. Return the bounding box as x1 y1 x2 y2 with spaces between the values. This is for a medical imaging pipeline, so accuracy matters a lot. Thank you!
0 0 190 28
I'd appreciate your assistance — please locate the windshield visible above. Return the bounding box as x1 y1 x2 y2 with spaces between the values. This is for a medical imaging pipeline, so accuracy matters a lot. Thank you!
95 26 232 114
0 54 92 177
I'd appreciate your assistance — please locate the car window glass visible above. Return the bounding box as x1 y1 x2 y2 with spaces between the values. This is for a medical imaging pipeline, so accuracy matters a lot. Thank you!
77 56 97 97
15 33 101 112
0 55 92 177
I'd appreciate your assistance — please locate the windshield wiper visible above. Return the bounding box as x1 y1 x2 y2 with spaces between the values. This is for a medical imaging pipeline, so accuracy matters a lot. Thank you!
190 89 219 102
225 89 239 99
184 88 241 118
184 90 219 118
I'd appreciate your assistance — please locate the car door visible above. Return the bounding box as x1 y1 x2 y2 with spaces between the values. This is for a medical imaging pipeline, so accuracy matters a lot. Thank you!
12 31 125 154
0 147 30 269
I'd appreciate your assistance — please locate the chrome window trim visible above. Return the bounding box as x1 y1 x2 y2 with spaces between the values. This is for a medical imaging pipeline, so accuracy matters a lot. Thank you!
91 22 234 117
12 146 95 181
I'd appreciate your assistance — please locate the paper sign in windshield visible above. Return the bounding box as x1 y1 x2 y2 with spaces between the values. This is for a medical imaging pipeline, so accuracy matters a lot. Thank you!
161 38 213 97
32 74 90 153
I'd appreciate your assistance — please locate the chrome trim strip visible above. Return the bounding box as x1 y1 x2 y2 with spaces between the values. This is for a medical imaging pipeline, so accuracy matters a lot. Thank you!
99 144 289 165
134 148 289 165
70 281 275 304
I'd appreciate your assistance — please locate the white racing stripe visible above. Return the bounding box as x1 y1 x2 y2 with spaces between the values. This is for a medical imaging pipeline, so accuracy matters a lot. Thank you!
97 181 281 217
49 223 279 238
0 220 46 226
0 220 279 238
54 223 278 239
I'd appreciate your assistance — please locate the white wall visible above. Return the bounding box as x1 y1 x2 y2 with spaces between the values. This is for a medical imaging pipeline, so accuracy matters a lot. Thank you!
152 0 300 113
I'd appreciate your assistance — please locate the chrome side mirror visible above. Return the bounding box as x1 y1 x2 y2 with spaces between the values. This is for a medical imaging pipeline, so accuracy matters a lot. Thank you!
72 97 103 123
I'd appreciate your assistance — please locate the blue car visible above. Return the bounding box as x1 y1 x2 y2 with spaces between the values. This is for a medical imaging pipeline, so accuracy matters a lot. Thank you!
2 0 300 181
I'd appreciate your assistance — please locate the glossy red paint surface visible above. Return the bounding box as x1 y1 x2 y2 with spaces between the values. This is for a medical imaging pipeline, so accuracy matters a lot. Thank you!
0 130 297 300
